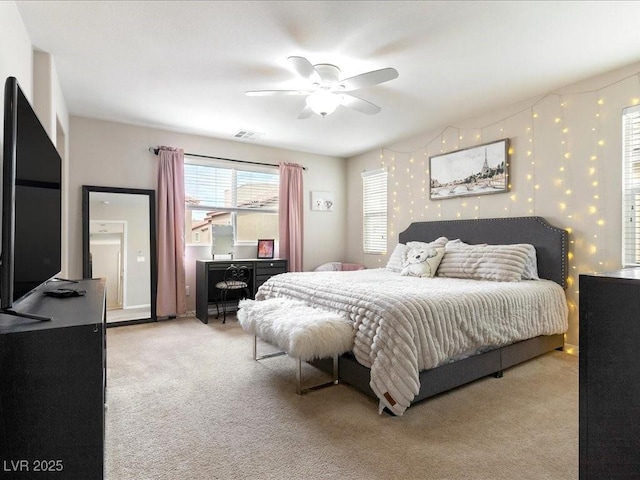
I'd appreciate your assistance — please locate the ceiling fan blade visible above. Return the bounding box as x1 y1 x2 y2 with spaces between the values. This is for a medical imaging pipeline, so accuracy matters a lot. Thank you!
341 94 382 115
339 68 398 91
245 90 313 96
288 56 321 83
297 105 314 120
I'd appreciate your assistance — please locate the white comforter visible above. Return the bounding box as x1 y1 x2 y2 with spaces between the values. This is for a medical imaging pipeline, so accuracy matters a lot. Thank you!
255 268 568 415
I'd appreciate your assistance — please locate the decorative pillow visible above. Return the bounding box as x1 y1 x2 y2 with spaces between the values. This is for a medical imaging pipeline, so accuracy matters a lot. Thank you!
444 240 539 280
446 239 487 247
314 262 343 272
519 244 540 280
386 237 448 273
400 246 445 278
437 243 530 282
406 236 448 250
314 262 365 272
385 243 408 272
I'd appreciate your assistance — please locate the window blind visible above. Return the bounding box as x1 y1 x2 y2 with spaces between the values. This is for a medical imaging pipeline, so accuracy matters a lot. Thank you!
184 160 279 213
361 168 388 254
622 105 640 266
184 157 279 245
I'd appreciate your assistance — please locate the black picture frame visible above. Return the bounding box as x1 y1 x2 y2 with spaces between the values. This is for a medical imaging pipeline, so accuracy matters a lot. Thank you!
257 239 275 259
429 138 510 200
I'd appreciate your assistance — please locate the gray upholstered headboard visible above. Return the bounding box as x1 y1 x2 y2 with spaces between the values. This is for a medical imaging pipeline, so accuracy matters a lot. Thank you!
398 216 568 288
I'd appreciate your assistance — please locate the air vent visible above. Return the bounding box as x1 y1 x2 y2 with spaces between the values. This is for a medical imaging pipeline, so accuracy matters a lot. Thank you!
233 130 264 140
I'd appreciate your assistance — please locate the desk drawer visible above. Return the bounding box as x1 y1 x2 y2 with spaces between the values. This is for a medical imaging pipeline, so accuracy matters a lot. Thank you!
208 262 253 272
256 261 287 276
255 261 287 290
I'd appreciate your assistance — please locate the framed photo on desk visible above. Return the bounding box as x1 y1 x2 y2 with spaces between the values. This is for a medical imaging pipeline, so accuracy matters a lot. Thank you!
257 239 275 259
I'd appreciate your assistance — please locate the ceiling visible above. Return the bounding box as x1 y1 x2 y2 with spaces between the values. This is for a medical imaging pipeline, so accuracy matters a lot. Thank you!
15 1 640 158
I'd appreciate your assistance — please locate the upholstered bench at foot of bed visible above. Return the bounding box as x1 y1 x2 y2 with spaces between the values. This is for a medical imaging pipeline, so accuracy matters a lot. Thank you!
237 298 354 395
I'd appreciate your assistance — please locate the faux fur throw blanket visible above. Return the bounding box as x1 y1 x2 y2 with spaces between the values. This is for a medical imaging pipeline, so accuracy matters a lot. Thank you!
255 268 568 416
237 298 354 361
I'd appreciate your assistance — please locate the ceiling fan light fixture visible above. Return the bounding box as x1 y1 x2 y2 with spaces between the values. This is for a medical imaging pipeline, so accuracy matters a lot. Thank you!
247 56 398 119
305 90 341 117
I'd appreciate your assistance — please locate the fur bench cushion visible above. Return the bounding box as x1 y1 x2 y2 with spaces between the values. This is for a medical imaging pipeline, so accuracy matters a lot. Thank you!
237 298 354 361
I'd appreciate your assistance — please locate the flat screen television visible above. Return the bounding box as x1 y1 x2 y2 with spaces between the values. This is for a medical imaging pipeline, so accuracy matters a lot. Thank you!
1 76 62 311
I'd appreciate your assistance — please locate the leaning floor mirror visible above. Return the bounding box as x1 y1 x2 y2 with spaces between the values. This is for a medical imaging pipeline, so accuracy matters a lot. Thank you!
82 186 157 325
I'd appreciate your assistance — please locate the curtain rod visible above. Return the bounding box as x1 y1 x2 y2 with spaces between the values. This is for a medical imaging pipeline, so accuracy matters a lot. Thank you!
148 147 307 170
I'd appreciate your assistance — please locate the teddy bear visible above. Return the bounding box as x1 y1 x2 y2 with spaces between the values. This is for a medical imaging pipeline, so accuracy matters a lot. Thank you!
400 246 445 278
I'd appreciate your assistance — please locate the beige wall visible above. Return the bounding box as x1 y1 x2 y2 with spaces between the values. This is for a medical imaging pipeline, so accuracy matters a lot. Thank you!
347 60 640 349
68 116 347 312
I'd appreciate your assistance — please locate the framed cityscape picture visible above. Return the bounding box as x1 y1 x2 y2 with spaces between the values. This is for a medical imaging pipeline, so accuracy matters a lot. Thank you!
429 138 509 200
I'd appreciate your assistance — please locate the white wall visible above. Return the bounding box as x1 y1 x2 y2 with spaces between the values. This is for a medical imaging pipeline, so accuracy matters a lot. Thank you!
347 60 640 349
68 116 347 312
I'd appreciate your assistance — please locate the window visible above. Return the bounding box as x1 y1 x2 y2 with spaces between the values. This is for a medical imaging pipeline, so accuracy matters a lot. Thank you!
623 105 640 265
184 158 279 249
361 168 387 254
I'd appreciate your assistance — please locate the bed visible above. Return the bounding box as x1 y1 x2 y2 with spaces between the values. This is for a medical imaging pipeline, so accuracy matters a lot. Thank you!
255 216 568 415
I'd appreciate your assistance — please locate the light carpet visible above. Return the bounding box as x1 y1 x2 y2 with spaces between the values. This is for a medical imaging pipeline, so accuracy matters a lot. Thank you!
105 315 577 480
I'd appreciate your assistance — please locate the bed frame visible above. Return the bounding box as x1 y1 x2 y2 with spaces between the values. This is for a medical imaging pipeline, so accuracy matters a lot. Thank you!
315 216 568 407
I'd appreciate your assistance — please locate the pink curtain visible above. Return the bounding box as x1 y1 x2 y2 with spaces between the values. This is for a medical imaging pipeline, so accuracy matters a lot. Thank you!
278 162 304 272
156 146 186 317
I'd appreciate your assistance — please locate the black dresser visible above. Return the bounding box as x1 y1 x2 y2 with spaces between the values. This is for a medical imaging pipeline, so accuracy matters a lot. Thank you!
579 269 640 479
0 278 106 479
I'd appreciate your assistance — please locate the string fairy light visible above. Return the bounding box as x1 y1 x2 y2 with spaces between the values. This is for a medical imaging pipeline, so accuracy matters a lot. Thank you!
592 92 606 269
559 96 572 225
527 107 537 214
375 66 640 303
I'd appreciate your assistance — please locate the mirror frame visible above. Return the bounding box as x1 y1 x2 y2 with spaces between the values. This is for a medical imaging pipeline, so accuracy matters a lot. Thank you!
82 185 157 322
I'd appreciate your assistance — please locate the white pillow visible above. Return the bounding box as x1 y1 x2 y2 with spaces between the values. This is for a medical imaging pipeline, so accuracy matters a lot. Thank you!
314 262 342 272
446 239 486 247
437 243 530 282
401 246 445 278
519 244 540 280
444 240 539 280
407 236 448 250
386 237 448 273
385 243 408 272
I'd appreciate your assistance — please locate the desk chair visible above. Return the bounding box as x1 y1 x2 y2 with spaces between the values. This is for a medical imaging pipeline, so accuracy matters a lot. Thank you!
215 264 251 323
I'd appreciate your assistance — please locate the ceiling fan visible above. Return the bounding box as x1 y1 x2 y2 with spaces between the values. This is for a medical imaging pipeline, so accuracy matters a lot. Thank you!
245 56 399 119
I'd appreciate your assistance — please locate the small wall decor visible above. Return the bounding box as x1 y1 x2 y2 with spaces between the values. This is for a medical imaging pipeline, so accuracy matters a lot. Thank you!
429 138 509 200
310 191 334 211
257 239 275 259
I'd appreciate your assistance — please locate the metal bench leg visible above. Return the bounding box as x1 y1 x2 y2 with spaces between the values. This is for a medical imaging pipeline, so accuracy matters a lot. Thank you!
253 335 286 361
253 337 340 395
296 354 339 395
